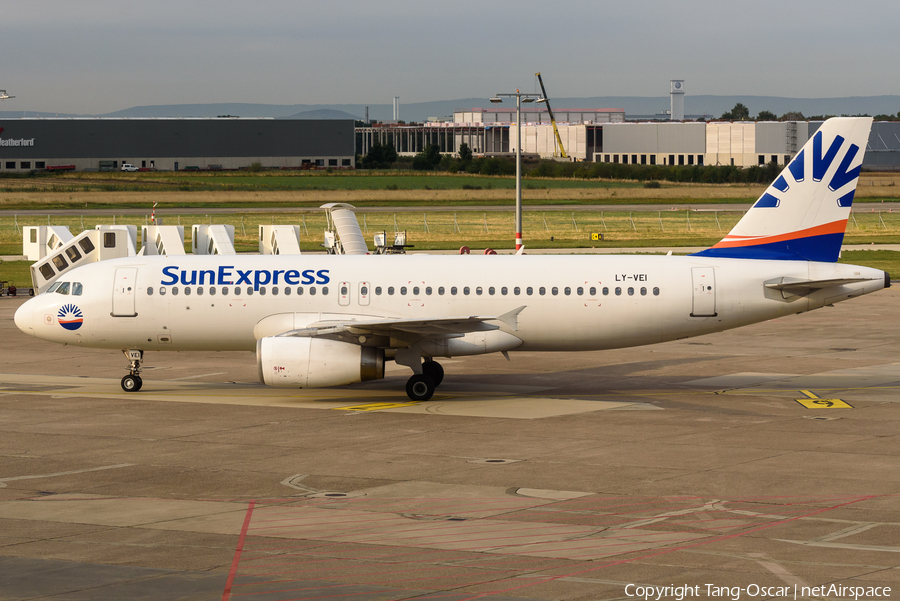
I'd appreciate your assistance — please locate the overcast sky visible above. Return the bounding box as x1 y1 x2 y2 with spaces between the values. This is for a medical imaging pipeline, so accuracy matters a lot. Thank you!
2 0 898 114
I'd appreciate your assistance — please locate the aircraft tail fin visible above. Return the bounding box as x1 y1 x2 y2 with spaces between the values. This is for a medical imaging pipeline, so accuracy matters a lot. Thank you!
692 117 872 262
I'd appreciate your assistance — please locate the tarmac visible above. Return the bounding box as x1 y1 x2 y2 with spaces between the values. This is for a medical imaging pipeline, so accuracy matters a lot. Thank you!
1 289 899 601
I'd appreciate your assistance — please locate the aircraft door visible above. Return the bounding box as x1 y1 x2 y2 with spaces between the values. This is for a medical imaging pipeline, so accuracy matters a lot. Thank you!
359 281 370 306
691 267 716 317
112 267 138 317
338 281 350 306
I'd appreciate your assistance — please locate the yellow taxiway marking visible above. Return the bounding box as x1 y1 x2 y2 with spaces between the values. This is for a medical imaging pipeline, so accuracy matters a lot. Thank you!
334 401 422 412
795 390 853 409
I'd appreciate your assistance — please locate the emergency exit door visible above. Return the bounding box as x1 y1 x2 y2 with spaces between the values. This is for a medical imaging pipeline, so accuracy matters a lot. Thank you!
691 267 716 317
112 267 138 317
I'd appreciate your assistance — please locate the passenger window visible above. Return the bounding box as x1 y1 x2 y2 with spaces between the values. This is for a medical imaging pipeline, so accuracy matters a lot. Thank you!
340 285 348 296
564 287 571 296
197 287 204 296
641 287 647 296
51 255 68 271
589 286 596 296
526 287 533 295
653 287 660 296
65 246 82 263
552 287 559 296
210 287 217 296
489 287 495 295
360 285 368 295
222 287 229 295
401 286 408 295
451 286 457 295
159 287 167 296
539 287 546 296
259 287 266 296
425 287 432 295
247 287 253 295
172 287 179 296
501 287 508 295
72 283 82 295
39 264 55 280
283 287 290 296
412 286 419 295
464 287 470 295
603 287 609 296
309 287 317 296
388 286 394 295
375 286 382 295
78 238 95 254
297 287 304 295
476 287 483 295
576 287 583 295
57 282 70 295
615 287 621 296
514 287 520 295
438 287 445 295
628 287 634 296
185 287 192 296
322 287 329 295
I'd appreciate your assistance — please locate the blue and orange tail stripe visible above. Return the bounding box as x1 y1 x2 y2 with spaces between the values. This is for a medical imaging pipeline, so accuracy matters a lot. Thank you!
694 220 848 262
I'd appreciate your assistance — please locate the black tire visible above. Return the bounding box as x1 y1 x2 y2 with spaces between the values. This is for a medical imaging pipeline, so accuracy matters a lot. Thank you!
121 374 142 392
422 361 444 386
406 374 435 401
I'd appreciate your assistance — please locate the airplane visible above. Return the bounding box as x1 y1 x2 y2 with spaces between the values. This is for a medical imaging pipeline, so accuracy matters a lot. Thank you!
0 90 14 100
13 117 890 401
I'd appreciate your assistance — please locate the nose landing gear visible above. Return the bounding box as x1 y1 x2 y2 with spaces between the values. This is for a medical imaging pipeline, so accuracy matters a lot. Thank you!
121 349 144 392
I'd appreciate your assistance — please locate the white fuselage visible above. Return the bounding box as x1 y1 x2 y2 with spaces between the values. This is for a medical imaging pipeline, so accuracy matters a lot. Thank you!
14 254 887 356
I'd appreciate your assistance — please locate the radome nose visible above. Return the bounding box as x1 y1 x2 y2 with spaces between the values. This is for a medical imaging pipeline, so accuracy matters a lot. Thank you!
14 299 35 336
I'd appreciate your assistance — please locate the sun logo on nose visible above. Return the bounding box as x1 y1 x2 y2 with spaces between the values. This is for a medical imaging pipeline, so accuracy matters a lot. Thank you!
58 303 83 331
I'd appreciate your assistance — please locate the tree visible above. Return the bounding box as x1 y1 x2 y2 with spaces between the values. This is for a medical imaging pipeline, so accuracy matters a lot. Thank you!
361 142 398 169
757 110 777 121
412 144 443 171
721 102 751 120
458 142 473 164
780 111 805 121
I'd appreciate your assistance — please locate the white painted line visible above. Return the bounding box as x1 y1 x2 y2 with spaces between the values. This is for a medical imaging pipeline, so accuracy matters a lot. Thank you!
169 372 226 381
0 463 135 488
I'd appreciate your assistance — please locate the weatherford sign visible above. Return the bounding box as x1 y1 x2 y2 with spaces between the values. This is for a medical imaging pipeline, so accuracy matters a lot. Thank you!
0 137 35 147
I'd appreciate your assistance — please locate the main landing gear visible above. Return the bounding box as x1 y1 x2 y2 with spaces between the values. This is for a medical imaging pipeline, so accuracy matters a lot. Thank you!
405 359 444 401
121 349 144 392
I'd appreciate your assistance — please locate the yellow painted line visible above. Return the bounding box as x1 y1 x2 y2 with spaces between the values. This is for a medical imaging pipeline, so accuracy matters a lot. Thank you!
334 401 421 412
795 390 853 409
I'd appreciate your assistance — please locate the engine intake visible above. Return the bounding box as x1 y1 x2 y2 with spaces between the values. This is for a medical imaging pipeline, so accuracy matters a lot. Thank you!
257 337 384 388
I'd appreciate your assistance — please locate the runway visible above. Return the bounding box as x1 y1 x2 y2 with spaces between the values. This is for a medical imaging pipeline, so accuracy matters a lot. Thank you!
1 290 899 600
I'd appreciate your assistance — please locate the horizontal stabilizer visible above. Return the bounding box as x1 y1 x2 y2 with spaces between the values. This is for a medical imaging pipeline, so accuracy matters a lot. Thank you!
765 276 876 298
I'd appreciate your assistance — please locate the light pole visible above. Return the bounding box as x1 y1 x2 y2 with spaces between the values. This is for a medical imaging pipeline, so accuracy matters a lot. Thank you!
491 90 542 251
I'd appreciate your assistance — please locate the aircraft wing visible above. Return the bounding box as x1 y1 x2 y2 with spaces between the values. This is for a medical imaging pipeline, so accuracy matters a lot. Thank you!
276 306 525 343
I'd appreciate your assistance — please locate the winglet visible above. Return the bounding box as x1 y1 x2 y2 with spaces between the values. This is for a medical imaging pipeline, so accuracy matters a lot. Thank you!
495 306 526 331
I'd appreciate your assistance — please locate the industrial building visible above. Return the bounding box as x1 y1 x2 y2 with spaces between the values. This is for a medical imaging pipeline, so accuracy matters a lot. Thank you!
0 118 356 172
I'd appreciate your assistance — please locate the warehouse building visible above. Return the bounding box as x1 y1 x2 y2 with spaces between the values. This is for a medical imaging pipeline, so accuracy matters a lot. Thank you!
0 118 356 172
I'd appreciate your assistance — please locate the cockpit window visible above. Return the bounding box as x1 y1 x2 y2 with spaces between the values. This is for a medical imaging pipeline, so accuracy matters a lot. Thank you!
72 282 83 296
56 282 71 295
46 282 62 293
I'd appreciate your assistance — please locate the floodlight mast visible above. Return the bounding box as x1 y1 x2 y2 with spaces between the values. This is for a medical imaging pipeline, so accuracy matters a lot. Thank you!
491 90 541 251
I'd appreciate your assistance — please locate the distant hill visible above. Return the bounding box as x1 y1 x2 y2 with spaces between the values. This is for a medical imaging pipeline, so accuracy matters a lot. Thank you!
2 96 899 122
279 108 361 120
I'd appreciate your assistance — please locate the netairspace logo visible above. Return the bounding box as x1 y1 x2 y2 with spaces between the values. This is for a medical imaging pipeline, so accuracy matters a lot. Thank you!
57 303 83 331
625 583 892 601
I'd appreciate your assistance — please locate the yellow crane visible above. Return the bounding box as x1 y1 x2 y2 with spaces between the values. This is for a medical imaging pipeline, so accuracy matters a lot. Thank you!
535 72 567 158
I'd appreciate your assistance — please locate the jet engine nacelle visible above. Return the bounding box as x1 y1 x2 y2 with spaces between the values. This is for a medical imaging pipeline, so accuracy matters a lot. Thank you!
257 337 384 388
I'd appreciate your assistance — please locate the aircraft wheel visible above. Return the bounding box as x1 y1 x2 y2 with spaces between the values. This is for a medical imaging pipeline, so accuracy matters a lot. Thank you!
422 361 444 386
121 374 142 392
406 374 435 401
